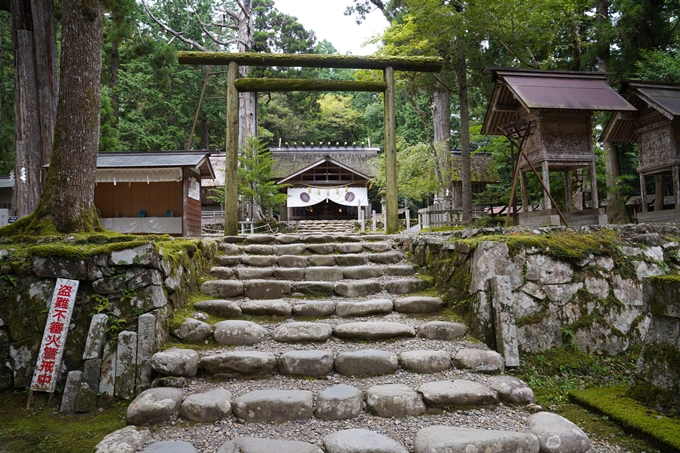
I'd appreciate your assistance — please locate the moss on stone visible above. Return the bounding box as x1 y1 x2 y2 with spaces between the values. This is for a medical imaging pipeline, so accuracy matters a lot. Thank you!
570 385 680 450
450 229 623 264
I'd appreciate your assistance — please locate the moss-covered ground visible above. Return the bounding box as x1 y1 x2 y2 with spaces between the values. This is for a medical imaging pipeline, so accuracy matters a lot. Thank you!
570 386 680 452
0 391 127 453
512 346 677 453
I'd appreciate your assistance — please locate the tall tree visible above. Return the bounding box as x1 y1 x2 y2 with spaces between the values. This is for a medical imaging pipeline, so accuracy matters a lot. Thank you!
2 0 57 217
26 0 104 232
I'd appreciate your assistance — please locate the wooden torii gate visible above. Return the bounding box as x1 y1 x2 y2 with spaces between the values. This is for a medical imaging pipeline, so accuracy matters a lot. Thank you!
178 52 443 235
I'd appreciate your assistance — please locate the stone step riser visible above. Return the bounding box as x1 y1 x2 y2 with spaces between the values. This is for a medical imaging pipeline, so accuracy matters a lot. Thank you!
127 378 535 426
220 234 388 245
180 300 451 330
216 252 403 267
200 278 430 299
218 265 415 281
153 347 502 379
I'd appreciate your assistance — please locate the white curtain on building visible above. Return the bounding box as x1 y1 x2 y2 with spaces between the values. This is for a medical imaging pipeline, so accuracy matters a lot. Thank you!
287 187 368 208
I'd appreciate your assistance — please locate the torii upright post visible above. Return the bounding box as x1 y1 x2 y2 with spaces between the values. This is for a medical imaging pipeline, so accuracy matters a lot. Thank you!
225 61 240 236
384 66 398 234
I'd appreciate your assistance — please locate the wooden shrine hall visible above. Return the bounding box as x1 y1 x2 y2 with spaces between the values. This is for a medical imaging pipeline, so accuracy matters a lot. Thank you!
272 143 378 221
601 81 680 223
482 68 636 226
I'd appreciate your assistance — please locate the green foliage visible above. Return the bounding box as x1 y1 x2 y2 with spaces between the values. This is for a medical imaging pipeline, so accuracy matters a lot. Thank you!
570 386 680 450
209 137 287 219
370 139 439 205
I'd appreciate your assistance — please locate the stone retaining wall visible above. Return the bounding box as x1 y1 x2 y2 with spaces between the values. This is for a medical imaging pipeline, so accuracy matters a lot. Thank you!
404 225 680 358
628 276 680 413
0 239 218 392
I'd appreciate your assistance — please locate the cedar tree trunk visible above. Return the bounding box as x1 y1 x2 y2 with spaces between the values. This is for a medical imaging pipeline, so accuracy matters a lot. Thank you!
456 46 472 224
34 0 103 232
432 79 452 207
10 0 57 217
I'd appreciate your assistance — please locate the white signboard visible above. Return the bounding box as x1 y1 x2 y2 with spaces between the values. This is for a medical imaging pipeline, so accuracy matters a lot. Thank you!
188 177 200 200
0 209 8 227
30 278 79 393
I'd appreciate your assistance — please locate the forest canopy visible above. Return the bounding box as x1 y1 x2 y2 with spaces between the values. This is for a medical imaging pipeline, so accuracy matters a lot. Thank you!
0 0 679 219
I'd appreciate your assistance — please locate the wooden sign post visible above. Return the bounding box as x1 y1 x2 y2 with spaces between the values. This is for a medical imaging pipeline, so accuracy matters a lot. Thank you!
28 278 79 408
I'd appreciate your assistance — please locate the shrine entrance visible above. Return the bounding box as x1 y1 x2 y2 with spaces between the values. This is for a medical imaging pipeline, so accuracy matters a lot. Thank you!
179 52 442 234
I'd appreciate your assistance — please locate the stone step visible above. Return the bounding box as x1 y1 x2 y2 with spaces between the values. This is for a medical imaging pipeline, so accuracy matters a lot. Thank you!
215 251 406 267
103 412 592 453
200 277 430 299
126 377 536 426
220 265 415 281
151 344 504 378
221 233 389 245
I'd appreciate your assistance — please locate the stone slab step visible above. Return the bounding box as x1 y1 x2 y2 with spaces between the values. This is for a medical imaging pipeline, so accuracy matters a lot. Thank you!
101 421 590 453
127 378 537 425
155 346 506 378
189 297 443 319
232 390 313 422
333 322 416 339
220 233 390 245
200 278 430 299
215 252 407 268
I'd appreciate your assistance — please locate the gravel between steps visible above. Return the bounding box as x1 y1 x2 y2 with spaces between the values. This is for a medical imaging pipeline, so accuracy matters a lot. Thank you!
151 312 628 453
146 368 628 453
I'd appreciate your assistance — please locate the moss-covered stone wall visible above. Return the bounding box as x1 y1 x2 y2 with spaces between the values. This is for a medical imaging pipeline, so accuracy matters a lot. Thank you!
0 238 218 390
627 275 680 414
403 224 680 356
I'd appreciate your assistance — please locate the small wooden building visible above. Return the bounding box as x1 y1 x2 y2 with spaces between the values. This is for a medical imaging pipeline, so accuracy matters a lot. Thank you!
0 177 13 211
601 81 680 223
93 151 214 236
482 68 635 226
272 144 379 221
450 150 500 209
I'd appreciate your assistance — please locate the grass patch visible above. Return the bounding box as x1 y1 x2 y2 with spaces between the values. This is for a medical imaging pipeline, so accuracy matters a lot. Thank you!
0 391 127 453
512 346 673 452
512 346 638 406
570 386 680 451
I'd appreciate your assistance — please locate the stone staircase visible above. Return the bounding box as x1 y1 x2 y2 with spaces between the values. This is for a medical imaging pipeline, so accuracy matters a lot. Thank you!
295 220 356 234
99 234 593 453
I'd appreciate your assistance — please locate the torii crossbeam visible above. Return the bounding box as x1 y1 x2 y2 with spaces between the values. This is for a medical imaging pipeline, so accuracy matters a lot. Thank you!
179 51 443 235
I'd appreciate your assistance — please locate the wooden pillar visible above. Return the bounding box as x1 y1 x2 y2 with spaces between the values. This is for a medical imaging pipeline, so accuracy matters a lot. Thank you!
654 176 664 211
384 66 398 234
639 173 648 213
564 171 571 212
225 61 240 235
542 161 551 210
590 161 599 209
673 166 680 208
520 171 529 212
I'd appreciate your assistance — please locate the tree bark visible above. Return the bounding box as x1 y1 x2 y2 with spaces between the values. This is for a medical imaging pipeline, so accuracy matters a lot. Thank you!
111 39 119 121
432 79 452 206
11 28 41 217
236 0 260 220
201 113 209 149
30 0 57 167
237 0 257 146
33 0 103 232
9 0 57 217
456 46 472 224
